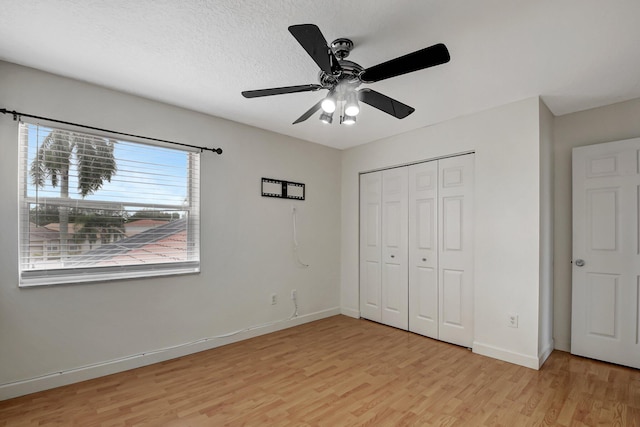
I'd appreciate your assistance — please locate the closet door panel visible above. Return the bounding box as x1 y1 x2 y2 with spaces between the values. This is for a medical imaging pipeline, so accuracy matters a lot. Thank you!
381 167 409 329
359 172 382 322
442 269 464 326
383 263 402 312
443 197 463 251
409 161 439 337
438 155 474 347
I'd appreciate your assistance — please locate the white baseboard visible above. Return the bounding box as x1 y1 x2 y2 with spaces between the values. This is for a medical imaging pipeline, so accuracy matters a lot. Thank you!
472 341 540 370
340 307 360 319
538 339 555 368
0 307 340 401
554 337 570 353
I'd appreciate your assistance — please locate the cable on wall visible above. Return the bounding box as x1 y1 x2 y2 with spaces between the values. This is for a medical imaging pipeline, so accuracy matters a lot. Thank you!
0 108 223 154
292 206 310 268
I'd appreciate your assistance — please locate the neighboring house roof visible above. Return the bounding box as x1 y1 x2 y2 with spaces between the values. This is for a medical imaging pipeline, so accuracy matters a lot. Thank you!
42 222 83 234
124 219 170 237
101 230 187 266
28 223 60 242
125 219 170 228
65 219 187 267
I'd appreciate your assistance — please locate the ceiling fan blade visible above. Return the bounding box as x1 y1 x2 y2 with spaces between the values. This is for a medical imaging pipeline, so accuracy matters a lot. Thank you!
360 43 450 83
358 88 415 119
242 84 323 98
293 99 323 124
288 24 342 75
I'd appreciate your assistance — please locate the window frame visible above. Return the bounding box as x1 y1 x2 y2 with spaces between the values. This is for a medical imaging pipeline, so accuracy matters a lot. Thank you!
18 120 201 287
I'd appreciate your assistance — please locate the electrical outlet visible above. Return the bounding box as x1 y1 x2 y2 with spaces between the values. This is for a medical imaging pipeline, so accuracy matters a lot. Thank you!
271 294 277 305
508 313 518 328
291 289 297 300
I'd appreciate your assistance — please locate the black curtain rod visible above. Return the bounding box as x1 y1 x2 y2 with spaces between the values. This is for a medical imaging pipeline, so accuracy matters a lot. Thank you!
0 108 223 155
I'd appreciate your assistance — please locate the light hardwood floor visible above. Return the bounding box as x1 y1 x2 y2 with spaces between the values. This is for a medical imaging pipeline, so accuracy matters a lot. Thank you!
1 315 639 426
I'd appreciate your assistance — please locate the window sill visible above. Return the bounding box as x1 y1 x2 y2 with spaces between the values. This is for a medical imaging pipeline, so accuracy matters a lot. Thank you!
19 262 200 287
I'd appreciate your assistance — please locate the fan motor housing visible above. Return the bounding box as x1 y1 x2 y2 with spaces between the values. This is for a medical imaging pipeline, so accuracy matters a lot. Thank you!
319 39 364 92
331 38 354 59
319 64 363 94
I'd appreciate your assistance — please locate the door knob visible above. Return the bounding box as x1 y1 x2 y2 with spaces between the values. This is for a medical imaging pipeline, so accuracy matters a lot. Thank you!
390 254 395 258
575 259 585 267
422 258 427 262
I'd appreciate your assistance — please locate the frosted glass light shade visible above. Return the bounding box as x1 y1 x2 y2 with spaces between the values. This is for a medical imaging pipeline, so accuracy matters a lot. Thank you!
344 92 360 116
321 96 336 113
342 114 356 125
319 112 333 124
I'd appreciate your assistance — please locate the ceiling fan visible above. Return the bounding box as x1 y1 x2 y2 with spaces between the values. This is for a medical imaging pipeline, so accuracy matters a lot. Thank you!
241 24 450 125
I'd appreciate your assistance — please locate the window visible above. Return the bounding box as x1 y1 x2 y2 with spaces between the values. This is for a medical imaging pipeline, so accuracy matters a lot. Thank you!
18 122 200 286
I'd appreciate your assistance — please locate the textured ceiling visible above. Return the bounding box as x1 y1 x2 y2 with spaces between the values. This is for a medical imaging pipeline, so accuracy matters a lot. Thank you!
1 0 639 149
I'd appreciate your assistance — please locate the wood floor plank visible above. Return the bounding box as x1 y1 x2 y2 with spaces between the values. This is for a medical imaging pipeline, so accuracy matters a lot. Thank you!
1 315 640 426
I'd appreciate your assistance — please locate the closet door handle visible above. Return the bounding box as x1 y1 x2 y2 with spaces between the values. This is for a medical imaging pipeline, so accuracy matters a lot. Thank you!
390 254 395 258
422 258 427 262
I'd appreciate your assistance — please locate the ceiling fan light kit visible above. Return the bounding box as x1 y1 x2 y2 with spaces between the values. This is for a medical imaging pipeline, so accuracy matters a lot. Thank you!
321 89 337 113
241 24 450 126
319 111 333 124
341 114 356 125
344 91 360 117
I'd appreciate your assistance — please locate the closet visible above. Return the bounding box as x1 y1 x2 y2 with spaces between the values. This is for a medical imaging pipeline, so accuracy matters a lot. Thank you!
359 154 474 347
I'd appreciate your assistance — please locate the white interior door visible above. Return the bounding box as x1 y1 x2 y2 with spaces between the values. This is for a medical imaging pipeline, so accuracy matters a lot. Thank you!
572 138 640 369
408 161 439 338
438 155 474 347
359 172 382 322
381 167 409 329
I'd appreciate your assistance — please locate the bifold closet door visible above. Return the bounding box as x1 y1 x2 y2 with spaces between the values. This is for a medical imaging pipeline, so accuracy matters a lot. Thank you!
437 155 474 347
380 167 409 329
359 168 408 329
408 154 474 347
408 161 439 338
359 172 382 322
360 155 472 343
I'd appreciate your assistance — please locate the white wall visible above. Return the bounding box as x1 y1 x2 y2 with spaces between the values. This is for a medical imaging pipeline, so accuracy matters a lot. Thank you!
552 97 640 351
538 100 554 363
0 61 342 399
341 97 547 368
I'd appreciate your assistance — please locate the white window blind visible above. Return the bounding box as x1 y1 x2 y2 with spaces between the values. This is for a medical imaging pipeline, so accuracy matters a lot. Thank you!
18 122 200 286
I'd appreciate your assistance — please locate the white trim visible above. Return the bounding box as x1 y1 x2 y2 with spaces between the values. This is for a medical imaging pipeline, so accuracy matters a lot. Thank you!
20 263 200 287
472 341 540 370
538 339 555 368
358 151 476 175
340 307 360 319
0 307 340 401
554 336 571 352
